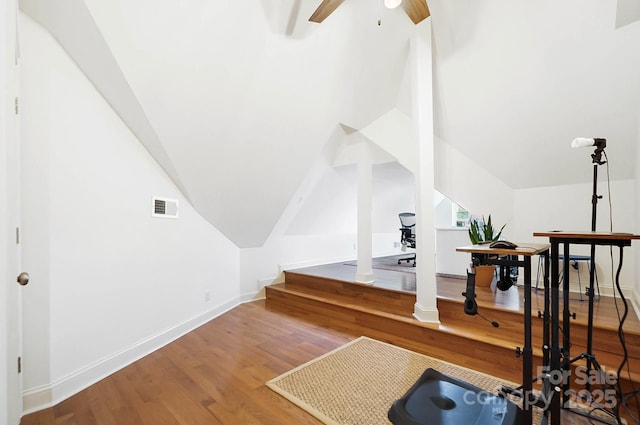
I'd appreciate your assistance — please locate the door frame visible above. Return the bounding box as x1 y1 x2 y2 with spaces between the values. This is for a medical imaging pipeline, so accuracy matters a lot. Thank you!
2 0 23 423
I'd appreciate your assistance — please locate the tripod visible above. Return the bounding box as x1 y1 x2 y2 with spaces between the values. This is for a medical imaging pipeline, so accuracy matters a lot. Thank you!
566 139 622 423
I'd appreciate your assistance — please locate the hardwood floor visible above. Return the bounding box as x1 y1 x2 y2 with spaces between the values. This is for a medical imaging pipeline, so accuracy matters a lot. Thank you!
20 256 640 424
22 301 340 425
21 297 636 425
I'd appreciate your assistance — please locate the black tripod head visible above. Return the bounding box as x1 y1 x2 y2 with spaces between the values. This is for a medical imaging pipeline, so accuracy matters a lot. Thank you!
591 138 606 165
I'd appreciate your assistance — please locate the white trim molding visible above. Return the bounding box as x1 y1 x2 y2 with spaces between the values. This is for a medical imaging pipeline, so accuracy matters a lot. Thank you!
632 289 640 321
22 294 258 414
413 302 440 324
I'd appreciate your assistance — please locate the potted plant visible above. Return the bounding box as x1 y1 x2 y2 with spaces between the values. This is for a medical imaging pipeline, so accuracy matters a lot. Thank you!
468 215 506 286
468 214 505 245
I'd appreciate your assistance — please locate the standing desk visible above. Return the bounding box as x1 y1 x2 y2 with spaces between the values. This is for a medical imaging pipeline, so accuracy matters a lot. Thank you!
456 242 550 425
533 231 640 425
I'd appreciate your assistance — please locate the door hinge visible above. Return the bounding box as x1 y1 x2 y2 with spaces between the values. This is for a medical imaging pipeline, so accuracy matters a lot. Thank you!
18 357 21 374
15 97 18 114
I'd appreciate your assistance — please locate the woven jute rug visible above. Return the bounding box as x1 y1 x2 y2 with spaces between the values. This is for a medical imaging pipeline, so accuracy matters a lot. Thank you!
267 336 539 425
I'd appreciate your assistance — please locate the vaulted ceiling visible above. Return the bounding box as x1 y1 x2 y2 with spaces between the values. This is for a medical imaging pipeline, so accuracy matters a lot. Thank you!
19 0 640 247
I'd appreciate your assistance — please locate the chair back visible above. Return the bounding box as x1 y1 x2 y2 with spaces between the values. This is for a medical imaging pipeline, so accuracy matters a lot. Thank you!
399 212 416 229
399 212 416 248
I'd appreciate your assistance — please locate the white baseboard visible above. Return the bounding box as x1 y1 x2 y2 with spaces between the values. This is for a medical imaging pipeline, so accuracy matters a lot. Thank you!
240 289 265 302
632 290 640 321
22 293 258 415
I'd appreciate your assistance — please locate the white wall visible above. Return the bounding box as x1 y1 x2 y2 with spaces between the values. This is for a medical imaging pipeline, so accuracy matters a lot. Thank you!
241 134 523 290
434 137 514 234
435 228 469 276
19 14 241 412
432 136 638 294
434 194 469 277
513 179 636 294
240 161 416 294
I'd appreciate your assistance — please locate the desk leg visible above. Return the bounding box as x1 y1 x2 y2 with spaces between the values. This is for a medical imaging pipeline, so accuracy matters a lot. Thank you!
543 252 550 367
586 242 597 392
550 241 561 425
562 243 572 406
523 256 533 425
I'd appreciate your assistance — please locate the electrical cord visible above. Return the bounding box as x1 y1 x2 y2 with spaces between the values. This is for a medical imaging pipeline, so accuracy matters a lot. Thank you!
603 152 639 424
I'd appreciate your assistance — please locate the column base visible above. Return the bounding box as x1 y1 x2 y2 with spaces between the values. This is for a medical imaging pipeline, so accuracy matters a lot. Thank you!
413 302 440 324
355 272 374 284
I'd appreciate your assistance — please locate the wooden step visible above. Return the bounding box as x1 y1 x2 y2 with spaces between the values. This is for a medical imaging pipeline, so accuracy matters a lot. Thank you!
282 270 416 317
266 271 640 390
437 296 640 385
266 283 529 386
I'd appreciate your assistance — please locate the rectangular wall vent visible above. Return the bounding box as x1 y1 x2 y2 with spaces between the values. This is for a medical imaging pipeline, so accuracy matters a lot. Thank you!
152 196 179 218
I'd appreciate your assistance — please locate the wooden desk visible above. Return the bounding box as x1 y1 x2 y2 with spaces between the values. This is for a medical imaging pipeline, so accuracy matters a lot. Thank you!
456 242 550 425
533 231 640 425
456 243 550 257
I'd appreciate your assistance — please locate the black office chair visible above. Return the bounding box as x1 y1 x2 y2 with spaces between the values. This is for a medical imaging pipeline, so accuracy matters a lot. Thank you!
398 212 416 267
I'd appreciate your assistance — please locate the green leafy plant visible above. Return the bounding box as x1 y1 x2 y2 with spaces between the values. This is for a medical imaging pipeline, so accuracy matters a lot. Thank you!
468 215 505 244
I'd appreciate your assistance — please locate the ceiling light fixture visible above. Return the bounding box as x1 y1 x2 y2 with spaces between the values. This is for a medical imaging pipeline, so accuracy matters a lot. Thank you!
384 0 403 9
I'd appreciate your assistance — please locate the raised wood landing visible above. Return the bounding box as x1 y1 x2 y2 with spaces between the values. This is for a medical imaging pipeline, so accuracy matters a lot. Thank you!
265 259 640 411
